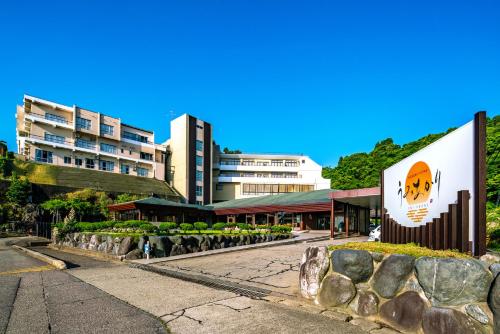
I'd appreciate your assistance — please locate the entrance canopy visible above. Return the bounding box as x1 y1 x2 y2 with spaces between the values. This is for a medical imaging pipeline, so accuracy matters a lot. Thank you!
329 187 381 210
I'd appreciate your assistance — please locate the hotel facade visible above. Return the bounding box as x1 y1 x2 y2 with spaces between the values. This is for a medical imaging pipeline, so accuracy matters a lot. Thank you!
15 95 330 204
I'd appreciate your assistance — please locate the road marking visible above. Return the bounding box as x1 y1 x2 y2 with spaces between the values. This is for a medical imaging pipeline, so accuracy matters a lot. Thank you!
0 265 55 276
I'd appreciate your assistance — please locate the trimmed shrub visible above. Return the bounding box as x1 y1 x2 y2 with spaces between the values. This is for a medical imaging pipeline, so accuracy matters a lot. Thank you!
237 223 252 230
73 221 116 232
212 222 226 230
139 224 157 232
256 224 269 229
159 222 177 231
193 222 208 230
270 225 292 233
226 222 237 228
179 223 193 231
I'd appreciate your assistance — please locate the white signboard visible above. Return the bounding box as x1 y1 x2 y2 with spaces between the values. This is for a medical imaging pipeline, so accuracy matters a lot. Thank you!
383 121 475 240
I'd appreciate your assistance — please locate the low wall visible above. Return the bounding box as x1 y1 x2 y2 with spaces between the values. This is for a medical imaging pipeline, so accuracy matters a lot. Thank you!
53 232 291 260
300 246 500 333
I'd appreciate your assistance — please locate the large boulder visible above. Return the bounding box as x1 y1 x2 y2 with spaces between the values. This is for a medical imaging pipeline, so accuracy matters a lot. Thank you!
350 290 379 317
316 272 356 307
488 274 500 332
422 307 487 334
149 236 173 258
299 246 330 300
380 291 427 332
125 249 143 260
117 236 133 255
332 249 373 283
88 235 100 251
371 254 415 298
415 257 493 306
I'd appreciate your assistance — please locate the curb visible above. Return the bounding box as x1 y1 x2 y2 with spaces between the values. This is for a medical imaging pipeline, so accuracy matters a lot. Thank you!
12 245 67 270
129 234 330 265
47 244 124 263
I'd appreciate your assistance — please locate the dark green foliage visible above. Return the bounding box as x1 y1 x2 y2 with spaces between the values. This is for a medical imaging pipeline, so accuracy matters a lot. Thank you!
237 223 252 230
179 223 193 231
159 222 177 231
256 224 269 229
270 225 292 233
223 147 242 154
0 156 13 177
226 222 236 228
193 222 208 230
212 222 226 230
486 116 499 204
115 193 143 203
6 173 31 206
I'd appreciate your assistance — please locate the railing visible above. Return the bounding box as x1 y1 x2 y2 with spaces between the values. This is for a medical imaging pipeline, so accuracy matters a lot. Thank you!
122 132 154 145
26 133 72 146
27 111 73 125
75 139 96 150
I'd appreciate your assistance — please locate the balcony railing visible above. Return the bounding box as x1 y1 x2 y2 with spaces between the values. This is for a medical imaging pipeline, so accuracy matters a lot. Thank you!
27 134 72 146
27 111 73 126
75 139 96 150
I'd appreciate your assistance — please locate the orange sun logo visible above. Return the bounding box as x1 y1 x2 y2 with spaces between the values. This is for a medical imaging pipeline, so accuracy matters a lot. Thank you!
405 161 432 205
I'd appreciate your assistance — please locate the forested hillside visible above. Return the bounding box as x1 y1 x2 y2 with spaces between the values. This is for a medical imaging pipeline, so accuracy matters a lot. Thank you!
322 115 499 204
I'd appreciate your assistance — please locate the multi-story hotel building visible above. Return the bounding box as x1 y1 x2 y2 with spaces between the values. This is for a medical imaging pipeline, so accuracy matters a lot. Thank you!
212 153 330 202
15 95 330 204
16 95 166 181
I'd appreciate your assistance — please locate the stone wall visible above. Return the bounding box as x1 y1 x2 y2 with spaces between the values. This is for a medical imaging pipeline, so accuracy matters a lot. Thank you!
300 246 500 333
53 232 291 260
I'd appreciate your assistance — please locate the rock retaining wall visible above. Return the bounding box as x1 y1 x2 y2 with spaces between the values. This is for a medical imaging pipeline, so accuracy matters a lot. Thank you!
300 247 500 333
54 232 291 260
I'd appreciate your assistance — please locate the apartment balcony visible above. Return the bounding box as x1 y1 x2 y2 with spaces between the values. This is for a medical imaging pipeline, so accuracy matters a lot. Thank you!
22 134 154 165
25 112 74 130
217 176 320 185
219 164 300 172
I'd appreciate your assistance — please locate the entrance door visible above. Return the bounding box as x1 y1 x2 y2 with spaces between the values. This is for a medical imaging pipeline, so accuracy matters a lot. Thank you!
316 215 331 230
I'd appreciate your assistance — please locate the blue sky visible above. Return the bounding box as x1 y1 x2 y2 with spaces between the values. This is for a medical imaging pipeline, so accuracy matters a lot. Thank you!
0 0 498 166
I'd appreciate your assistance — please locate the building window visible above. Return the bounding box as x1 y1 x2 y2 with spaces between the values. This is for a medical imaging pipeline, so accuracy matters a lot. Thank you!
196 140 203 151
140 152 153 161
196 185 203 196
75 138 96 150
120 164 130 175
85 158 95 169
196 125 203 130
76 117 92 130
137 167 148 177
100 124 114 136
196 201 203 205
271 160 283 167
35 149 53 163
44 133 65 144
99 160 114 172
242 183 314 195
216 183 223 191
196 155 203 166
120 148 124 154
100 143 117 154
285 160 299 167
45 113 67 124
122 131 149 144
75 158 83 167
196 170 203 181
64 156 72 164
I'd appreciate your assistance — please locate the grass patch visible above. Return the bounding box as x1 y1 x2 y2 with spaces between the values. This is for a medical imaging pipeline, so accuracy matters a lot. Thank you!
329 242 471 258
80 230 289 237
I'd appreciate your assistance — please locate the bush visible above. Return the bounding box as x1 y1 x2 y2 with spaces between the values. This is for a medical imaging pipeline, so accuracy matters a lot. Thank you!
270 225 292 233
212 222 226 230
159 222 177 231
139 224 157 232
115 220 147 228
179 223 193 231
256 224 269 229
237 223 252 230
73 221 116 232
193 222 208 230
226 222 237 228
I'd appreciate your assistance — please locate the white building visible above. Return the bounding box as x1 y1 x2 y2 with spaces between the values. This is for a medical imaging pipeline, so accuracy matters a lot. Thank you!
212 153 331 202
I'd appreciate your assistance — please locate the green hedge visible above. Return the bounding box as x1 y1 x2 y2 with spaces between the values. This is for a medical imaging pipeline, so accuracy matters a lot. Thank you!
270 225 292 233
193 222 208 230
73 221 116 232
212 222 226 230
159 222 177 231
179 223 193 231
237 223 252 230
114 220 149 228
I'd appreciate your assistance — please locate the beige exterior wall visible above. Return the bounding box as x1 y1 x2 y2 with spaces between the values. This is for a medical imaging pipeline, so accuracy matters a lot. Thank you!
16 95 163 180
213 183 238 202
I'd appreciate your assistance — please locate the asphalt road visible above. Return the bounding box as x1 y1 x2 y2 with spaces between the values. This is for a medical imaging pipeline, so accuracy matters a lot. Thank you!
0 238 168 334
